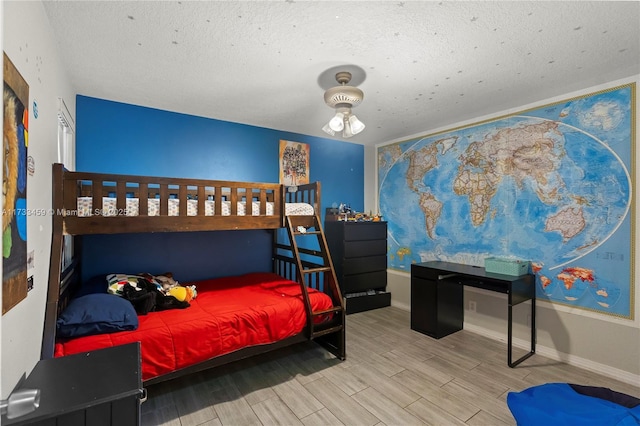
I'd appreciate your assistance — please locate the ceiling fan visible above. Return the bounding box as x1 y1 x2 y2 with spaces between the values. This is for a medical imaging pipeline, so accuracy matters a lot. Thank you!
321 71 365 138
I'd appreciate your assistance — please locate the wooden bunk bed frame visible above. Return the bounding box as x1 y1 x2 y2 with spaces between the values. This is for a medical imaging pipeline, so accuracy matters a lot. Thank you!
43 163 345 385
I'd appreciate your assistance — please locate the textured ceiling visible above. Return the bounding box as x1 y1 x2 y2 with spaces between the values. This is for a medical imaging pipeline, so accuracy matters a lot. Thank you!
42 1 640 146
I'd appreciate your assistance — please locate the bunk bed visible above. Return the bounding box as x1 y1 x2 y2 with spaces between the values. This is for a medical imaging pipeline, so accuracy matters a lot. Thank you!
43 163 345 385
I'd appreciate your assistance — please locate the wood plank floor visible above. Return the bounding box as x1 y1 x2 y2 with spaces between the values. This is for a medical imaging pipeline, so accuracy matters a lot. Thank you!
141 307 639 425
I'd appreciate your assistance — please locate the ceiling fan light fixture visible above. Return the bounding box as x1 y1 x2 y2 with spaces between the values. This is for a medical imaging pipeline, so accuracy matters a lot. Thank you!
348 114 365 135
323 86 364 108
322 71 365 138
328 111 345 131
321 123 336 136
343 120 354 138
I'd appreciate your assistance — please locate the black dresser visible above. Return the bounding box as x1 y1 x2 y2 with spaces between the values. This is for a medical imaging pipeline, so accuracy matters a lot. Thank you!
2 343 144 425
325 220 391 314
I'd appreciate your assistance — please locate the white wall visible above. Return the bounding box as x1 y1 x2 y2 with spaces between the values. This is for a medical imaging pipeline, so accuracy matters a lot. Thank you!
1 1 75 398
369 76 640 386
363 144 376 214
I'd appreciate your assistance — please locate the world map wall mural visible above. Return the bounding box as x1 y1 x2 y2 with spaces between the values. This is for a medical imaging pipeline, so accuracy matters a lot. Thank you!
378 83 635 319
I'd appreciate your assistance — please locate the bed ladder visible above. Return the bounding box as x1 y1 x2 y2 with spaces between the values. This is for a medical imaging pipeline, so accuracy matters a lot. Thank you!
284 214 346 359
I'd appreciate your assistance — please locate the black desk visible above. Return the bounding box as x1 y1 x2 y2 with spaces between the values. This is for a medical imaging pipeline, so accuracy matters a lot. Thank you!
2 343 144 425
411 261 535 367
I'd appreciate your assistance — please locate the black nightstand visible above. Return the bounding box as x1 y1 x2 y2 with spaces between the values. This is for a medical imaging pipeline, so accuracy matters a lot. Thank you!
2 343 144 426
325 220 391 314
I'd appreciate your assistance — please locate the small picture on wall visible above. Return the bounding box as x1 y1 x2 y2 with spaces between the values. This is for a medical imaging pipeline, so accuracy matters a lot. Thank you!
279 140 309 186
3 52 29 314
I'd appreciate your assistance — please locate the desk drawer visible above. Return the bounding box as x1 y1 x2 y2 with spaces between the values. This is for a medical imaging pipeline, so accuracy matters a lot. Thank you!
411 264 441 280
344 239 386 258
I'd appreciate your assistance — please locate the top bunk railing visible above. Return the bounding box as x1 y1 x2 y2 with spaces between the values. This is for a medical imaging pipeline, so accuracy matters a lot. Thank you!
284 183 321 215
52 163 294 235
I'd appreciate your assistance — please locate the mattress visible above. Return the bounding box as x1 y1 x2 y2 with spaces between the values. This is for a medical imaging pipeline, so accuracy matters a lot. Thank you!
76 197 314 217
54 272 333 381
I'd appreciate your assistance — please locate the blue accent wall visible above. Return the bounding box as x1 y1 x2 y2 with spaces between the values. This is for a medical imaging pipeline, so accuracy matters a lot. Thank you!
76 95 364 281
81 230 274 282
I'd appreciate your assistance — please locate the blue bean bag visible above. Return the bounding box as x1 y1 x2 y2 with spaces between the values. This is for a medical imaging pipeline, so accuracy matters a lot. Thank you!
507 383 640 426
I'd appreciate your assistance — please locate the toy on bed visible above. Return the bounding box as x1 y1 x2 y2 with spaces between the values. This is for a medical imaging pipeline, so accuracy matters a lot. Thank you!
147 272 197 302
106 273 193 314
56 272 196 341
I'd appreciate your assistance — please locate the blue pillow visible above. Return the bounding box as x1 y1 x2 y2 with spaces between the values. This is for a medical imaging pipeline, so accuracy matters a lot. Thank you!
57 293 138 338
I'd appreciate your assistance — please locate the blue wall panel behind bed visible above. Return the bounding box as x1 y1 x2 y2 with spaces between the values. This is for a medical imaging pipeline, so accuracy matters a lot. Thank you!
75 95 364 282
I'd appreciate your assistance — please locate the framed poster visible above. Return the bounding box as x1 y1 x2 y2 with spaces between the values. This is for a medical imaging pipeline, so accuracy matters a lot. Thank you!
3 52 29 314
279 140 309 186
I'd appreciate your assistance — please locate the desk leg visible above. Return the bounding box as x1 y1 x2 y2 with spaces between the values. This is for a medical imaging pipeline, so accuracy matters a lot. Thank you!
531 297 536 354
507 298 536 368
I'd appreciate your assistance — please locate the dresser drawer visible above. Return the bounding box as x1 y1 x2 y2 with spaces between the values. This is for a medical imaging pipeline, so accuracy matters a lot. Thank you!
344 239 386 258
342 223 387 241
343 255 387 275
341 270 387 293
345 291 391 314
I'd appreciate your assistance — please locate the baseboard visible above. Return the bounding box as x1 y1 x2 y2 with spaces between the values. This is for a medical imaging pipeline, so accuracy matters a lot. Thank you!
391 300 410 312
388 303 638 386
463 323 640 387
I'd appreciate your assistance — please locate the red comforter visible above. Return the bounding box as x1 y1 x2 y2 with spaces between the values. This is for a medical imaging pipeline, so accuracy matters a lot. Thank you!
55 272 333 381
